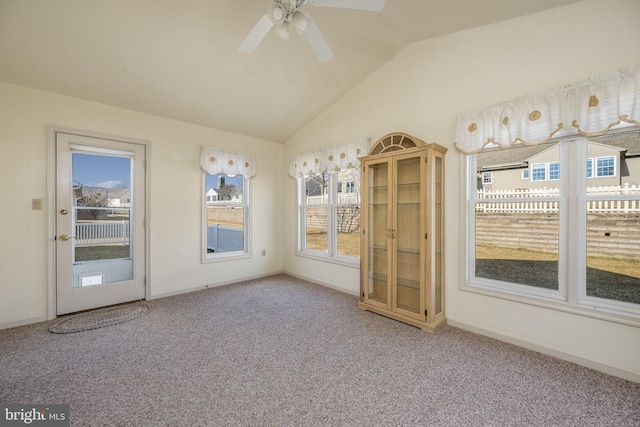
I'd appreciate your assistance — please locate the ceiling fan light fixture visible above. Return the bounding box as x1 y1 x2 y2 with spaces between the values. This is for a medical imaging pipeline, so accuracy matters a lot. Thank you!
273 23 290 40
292 12 308 34
268 3 286 24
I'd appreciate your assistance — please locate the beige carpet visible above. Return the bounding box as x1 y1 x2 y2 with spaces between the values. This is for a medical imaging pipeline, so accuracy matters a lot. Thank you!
1 274 639 426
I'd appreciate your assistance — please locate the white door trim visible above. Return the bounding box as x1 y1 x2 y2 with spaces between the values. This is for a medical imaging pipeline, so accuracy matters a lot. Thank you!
46 126 151 319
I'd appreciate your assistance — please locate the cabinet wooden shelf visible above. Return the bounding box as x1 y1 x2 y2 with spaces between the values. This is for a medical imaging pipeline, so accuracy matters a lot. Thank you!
358 132 446 333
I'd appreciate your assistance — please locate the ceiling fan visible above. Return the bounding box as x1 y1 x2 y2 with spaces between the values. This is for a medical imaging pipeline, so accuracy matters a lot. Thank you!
238 0 386 63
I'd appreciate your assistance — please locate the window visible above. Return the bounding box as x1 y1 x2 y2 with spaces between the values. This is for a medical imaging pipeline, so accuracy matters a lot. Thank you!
298 169 360 263
548 161 560 181
465 129 640 322
587 158 593 178
531 163 546 181
345 181 356 193
203 173 249 260
482 172 493 184
522 169 529 179
596 156 615 177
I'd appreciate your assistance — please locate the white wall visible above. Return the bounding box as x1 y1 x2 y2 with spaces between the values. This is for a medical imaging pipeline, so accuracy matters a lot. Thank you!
283 0 640 380
0 82 284 327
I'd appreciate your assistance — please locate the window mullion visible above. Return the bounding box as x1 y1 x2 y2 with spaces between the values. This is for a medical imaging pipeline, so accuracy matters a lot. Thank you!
575 139 589 304
298 177 306 252
564 139 583 303
328 173 337 257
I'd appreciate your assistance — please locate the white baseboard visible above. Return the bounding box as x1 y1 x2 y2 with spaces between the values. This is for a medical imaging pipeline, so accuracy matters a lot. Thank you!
284 271 360 297
149 270 285 300
0 315 49 331
447 319 640 384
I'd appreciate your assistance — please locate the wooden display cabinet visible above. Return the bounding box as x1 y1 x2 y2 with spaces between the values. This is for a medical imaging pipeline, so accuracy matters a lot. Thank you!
358 133 446 333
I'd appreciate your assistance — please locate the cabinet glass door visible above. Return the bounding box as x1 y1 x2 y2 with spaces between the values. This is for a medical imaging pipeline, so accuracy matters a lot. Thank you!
394 156 421 315
366 162 389 305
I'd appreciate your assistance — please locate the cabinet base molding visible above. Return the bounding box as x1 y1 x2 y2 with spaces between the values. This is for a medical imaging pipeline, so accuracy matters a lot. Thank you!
358 302 447 334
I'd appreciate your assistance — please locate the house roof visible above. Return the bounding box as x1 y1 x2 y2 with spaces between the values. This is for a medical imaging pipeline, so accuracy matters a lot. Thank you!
0 0 584 143
476 145 549 171
107 188 131 200
591 131 640 157
477 130 640 171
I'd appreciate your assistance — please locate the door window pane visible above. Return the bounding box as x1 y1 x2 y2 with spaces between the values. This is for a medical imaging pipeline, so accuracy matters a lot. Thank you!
72 152 133 287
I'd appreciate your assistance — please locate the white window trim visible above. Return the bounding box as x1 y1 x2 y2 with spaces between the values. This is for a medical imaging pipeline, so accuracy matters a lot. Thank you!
586 158 594 178
201 173 251 263
297 173 360 268
548 161 560 181
460 136 640 328
521 169 529 180
595 155 616 177
482 172 493 184
531 163 547 181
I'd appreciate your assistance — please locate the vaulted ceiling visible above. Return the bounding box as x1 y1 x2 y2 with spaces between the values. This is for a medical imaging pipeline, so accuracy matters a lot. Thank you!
0 0 584 142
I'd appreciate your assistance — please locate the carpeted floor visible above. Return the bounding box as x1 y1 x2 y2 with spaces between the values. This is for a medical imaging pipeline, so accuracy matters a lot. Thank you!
1 274 639 426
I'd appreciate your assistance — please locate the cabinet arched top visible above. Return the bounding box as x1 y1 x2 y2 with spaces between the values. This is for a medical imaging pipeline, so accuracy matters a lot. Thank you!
366 132 447 157
368 133 425 156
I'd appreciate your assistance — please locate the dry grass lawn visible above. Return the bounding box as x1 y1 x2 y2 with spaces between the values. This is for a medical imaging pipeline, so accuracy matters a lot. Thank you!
476 245 639 279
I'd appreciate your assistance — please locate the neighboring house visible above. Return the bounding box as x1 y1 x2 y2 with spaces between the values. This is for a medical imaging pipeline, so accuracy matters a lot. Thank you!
205 187 219 203
206 187 242 204
305 168 360 204
477 132 640 191
107 188 131 207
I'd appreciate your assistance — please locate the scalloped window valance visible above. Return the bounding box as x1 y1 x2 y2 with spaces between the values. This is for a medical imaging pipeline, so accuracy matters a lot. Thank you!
454 66 640 154
200 146 256 178
288 137 370 178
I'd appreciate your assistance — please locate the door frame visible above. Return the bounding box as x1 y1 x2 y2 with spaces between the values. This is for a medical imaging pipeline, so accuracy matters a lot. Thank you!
46 126 151 320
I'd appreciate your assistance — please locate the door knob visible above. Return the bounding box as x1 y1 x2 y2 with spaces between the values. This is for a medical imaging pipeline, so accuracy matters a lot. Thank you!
59 234 76 241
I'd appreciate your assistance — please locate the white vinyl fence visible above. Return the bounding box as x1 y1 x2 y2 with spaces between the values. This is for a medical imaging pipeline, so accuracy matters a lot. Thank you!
207 224 244 253
476 184 640 213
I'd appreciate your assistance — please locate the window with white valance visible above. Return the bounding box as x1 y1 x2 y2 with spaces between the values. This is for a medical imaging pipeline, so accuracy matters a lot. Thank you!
292 137 370 265
200 146 256 178
459 67 640 324
288 137 370 178
455 66 640 154
200 146 254 263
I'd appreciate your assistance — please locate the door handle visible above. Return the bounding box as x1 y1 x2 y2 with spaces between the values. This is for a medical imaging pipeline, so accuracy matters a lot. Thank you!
59 234 76 241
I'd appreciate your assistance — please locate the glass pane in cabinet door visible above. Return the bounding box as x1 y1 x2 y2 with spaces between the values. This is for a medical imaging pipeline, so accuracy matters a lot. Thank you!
367 162 388 304
395 157 421 314
434 156 443 315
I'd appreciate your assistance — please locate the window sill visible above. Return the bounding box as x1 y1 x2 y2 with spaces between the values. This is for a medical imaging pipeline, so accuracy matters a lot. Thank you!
296 250 360 269
202 251 251 264
461 281 640 329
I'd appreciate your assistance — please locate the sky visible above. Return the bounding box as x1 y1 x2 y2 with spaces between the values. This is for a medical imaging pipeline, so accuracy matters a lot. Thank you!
73 153 131 188
72 153 245 190
205 173 243 189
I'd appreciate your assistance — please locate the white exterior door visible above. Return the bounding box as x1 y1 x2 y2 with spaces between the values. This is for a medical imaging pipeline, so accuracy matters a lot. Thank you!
55 132 146 315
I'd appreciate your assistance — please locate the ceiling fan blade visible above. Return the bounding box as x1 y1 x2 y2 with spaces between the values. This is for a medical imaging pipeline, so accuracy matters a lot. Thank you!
238 14 274 54
304 17 334 63
309 0 385 12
